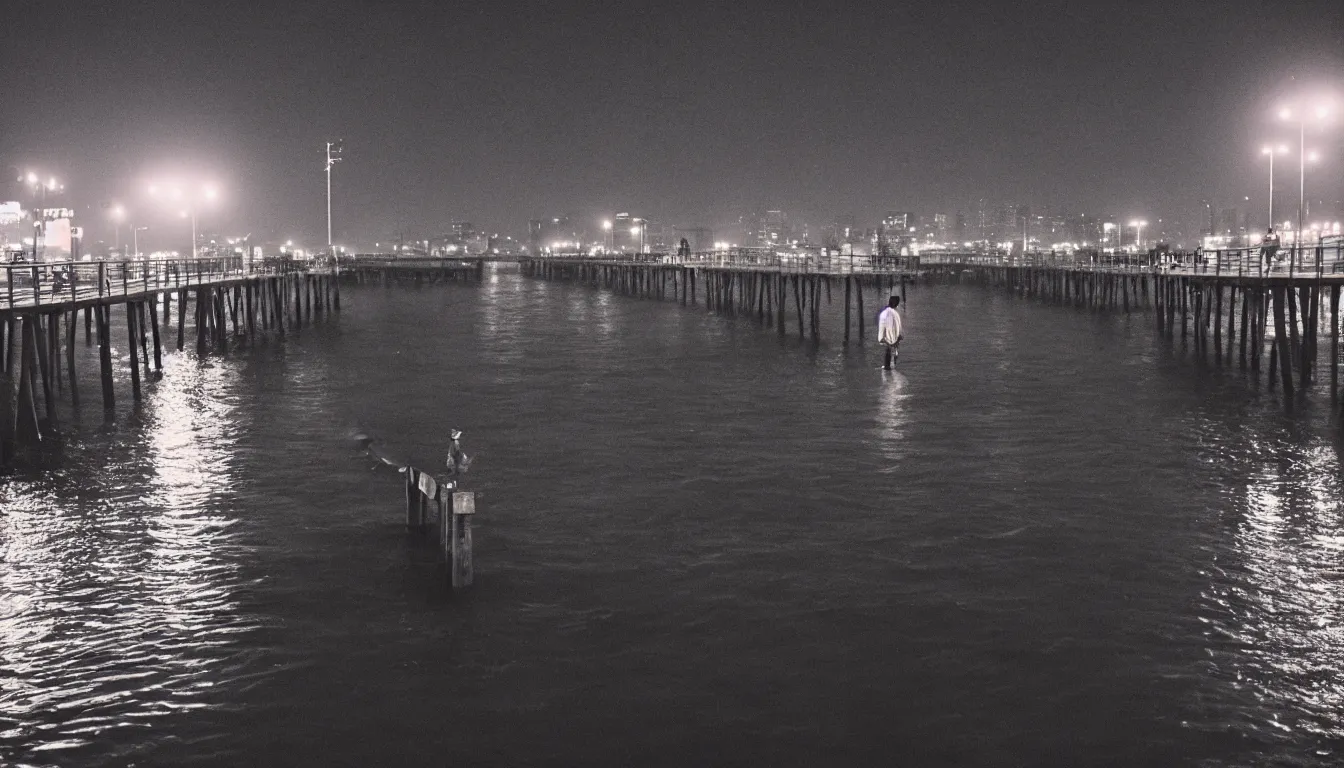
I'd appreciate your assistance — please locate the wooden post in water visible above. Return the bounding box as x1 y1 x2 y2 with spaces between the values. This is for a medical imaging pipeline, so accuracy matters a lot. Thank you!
844 276 852 343
856 279 865 341
149 299 163 372
66 309 78 409
32 314 56 425
405 468 423 530
137 302 151 373
15 318 42 444
127 303 142 401
1327 285 1338 400
1272 286 1294 398
98 304 115 409
450 491 475 590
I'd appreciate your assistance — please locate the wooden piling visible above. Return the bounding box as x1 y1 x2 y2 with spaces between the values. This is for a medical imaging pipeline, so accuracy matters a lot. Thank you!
98 304 115 409
127 303 142 401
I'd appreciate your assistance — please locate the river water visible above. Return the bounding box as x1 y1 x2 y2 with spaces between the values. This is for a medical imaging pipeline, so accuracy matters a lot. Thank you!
3 266 1344 766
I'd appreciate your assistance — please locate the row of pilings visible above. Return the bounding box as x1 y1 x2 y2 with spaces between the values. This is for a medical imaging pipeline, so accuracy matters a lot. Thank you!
923 263 1344 404
0 272 340 466
519 259 912 342
340 259 485 286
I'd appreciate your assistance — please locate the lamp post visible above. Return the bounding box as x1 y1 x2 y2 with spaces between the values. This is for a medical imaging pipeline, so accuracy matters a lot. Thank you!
602 219 612 252
1260 144 1288 231
325 140 343 252
110 204 126 252
19 171 64 261
1279 103 1332 256
133 226 148 259
150 182 218 258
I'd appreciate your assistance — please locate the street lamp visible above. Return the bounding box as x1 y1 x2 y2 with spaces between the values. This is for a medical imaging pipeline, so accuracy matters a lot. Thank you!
18 171 64 259
133 226 149 259
1279 102 1332 253
601 219 612 252
110 204 126 251
325 140 343 251
149 181 219 258
1260 144 1289 230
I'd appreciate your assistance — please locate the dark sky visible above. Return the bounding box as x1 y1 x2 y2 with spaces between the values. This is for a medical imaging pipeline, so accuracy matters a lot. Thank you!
6 0 1343 248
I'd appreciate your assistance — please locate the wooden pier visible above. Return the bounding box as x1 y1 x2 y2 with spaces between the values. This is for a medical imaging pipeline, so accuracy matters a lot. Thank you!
521 252 918 342
340 255 485 285
1 255 340 465
522 242 1344 405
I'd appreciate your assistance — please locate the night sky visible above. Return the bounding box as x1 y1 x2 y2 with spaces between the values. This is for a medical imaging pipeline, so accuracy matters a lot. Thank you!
7 0 1343 248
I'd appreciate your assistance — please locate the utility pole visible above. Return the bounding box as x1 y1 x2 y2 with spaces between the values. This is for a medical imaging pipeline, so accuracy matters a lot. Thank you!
325 140 343 251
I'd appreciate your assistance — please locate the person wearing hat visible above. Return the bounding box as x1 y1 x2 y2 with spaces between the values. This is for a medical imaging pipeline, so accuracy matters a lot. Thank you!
877 295 903 370
445 429 470 480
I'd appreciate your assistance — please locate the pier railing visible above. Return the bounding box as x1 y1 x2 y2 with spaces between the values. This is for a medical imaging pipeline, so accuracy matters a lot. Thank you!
1 255 331 309
528 241 1344 280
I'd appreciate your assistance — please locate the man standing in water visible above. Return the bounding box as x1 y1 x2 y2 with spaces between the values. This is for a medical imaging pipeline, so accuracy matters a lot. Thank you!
878 295 904 370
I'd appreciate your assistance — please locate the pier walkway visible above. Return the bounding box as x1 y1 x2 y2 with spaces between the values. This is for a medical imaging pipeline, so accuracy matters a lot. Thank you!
1 255 340 465
522 241 1344 404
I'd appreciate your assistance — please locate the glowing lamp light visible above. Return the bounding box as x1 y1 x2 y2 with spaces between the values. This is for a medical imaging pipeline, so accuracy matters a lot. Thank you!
1279 107 1293 120
602 220 612 231
26 172 38 184
630 226 641 235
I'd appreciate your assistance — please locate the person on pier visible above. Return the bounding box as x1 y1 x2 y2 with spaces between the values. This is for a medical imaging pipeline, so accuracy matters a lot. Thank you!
444 429 471 487
1260 227 1280 273
878 295 904 370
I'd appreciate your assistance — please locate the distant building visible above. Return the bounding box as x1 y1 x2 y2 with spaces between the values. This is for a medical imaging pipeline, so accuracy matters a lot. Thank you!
761 210 789 246
451 222 475 242
529 216 581 253
610 212 649 253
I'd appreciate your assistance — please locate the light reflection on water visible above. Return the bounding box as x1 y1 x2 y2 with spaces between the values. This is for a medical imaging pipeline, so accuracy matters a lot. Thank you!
0 355 249 766
1200 431 1344 752
3 276 1344 765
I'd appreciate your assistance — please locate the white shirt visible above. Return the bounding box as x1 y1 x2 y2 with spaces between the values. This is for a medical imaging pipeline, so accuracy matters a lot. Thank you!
878 307 902 345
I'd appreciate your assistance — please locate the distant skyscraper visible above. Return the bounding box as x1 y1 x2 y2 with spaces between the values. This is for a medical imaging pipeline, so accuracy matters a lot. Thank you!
954 211 967 242
761 210 788 246
451 222 475 244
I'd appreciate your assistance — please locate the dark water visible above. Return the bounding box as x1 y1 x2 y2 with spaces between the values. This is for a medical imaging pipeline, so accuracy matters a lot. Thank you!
3 266 1344 766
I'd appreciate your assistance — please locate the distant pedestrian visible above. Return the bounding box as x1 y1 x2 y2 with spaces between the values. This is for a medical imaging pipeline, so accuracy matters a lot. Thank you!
444 429 471 485
878 295 903 370
1260 227 1280 272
